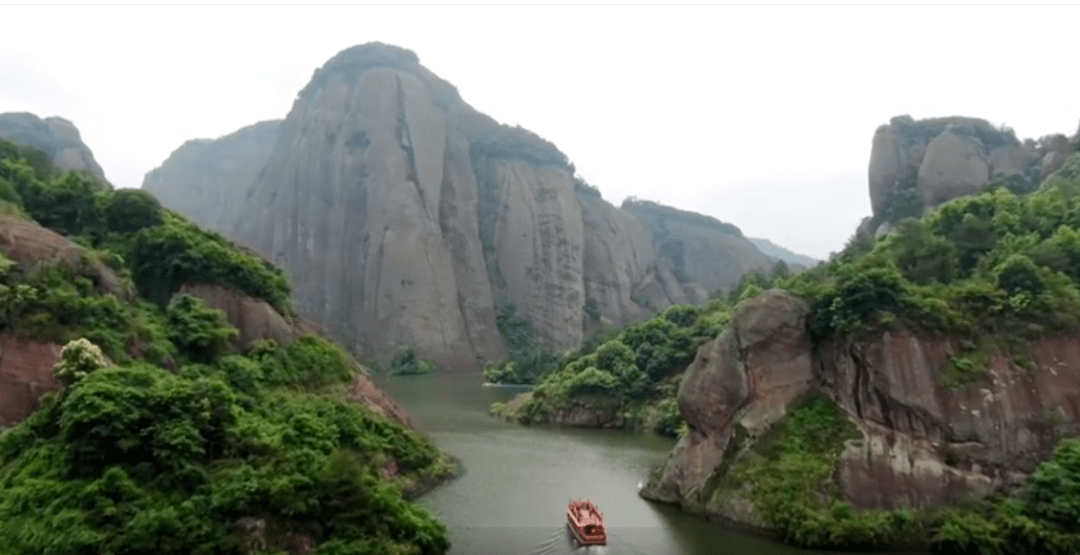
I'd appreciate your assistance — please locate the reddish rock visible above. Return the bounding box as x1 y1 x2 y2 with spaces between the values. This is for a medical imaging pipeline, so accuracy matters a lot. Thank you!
0 332 63 428
0 215 128 298
643 288 1080 522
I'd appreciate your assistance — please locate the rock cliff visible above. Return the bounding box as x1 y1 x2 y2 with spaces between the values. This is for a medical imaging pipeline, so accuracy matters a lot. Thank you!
148 43 774 370
863 115 1077 238
0 112 108 183
143 120 281 233
642 289 1080 519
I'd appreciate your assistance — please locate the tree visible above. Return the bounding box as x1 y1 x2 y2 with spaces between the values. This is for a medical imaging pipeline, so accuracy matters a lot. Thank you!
53 337 110 386
106 189 163 234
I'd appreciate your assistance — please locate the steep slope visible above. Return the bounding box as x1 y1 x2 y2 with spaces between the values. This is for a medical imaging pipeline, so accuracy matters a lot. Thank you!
143 120 281 233
0 112 108 183
151 42 773 370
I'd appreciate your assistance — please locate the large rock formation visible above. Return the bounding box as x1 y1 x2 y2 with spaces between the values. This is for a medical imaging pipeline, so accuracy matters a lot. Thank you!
143 120 281 233
642 289 1080 521
860 115 1078 240
0 112 108 183
148 43 775 370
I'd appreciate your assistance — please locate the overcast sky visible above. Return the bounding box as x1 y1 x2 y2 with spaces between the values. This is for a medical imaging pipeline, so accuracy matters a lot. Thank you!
1 2 1078 260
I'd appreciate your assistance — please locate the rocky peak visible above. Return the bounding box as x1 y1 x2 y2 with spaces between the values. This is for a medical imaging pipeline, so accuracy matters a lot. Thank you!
0 112 108 183
147 43 775 371
863 114 1078 239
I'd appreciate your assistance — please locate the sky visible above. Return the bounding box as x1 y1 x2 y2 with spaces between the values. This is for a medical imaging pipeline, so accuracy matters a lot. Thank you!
1 1 1078 261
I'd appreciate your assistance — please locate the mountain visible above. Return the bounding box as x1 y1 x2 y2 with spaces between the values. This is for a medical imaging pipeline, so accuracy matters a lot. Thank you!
747 237 819 268
143 120 281 233
144 42 775 370
0 112 108 183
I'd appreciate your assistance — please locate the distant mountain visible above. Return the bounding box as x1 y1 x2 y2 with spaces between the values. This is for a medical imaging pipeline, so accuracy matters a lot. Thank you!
749 237 820 268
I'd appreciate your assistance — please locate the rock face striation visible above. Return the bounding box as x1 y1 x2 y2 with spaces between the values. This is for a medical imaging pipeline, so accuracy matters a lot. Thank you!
0 112 108 183
642 289 1080 521
143 120 281 233
148 43 774 370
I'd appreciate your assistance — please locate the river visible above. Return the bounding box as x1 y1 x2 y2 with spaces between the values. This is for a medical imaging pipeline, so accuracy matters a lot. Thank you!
377 372 920 555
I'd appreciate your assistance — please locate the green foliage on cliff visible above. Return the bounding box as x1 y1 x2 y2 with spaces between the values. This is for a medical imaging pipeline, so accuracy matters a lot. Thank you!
786 155 1080 360
128 212 292 315
483 300 562 385
494 258 790 435
0 138 291 315
0 140 453 554
709 398 1080 554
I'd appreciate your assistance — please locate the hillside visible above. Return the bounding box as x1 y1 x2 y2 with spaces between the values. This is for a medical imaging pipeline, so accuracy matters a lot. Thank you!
0 136 455 555
748 237 819 268
143 42 775 371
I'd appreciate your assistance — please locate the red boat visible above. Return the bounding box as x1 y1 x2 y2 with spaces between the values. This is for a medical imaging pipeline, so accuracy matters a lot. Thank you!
567 499 607 546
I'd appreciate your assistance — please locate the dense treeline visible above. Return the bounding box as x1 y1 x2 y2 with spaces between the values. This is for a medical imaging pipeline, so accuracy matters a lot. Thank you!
0 139 452 555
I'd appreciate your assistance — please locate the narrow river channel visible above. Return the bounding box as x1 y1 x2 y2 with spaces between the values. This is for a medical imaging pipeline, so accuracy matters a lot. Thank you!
377 372 922 555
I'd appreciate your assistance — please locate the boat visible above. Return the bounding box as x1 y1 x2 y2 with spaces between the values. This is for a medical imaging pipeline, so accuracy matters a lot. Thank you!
566 498 607 546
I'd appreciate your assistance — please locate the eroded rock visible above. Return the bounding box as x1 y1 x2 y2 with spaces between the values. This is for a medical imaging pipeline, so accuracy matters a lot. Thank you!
643 288 1080 523
0 112 108 183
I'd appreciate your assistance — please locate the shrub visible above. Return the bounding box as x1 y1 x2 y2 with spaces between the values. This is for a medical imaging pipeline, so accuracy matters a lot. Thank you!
105 188 164 234
130 214 291 314
388 346 436 375
165 294 238 363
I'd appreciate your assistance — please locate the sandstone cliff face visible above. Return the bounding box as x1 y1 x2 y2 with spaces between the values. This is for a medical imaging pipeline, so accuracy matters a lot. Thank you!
867 116 1035 233
861 115 1080 241
143 120 281 233
642 289 1080 521
145 43 775 370
0 112 108 183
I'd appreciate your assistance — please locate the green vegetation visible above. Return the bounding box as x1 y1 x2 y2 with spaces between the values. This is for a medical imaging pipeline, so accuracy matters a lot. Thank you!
786 155 1080 373
469 124 570 168
0 139 452 554
482 300 561 385
705 397 1080 554
389 346 436 376
499 299 736 436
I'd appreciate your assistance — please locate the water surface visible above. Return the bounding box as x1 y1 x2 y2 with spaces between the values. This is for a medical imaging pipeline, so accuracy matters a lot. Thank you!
378 372 919 555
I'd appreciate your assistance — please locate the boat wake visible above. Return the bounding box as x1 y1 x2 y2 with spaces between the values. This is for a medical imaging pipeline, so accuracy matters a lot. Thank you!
520 527 655 555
